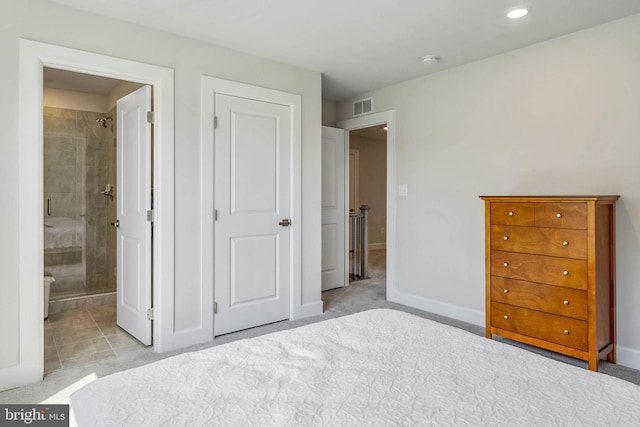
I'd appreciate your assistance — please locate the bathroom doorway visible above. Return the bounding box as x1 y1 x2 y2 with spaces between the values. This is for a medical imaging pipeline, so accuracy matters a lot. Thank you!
17 40 174 386
42 68 152 371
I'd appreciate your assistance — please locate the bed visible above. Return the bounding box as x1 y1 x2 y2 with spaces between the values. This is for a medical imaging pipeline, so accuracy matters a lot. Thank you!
69 309 640 426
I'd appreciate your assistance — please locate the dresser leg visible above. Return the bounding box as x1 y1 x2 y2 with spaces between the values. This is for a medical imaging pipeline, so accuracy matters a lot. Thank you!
588 357 599 372
607 347 616 364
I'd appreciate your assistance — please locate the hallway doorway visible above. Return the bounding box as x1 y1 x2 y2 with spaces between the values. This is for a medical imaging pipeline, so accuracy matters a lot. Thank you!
348 125 387 283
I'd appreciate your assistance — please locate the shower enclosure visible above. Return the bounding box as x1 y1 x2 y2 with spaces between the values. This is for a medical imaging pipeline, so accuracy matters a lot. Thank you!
43 106 117 305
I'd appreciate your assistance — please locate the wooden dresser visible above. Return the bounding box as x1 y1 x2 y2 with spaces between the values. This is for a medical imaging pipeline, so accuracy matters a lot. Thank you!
480 196 618 371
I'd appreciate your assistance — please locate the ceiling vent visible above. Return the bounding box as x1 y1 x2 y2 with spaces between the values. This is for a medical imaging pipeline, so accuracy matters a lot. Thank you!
353 97 373 116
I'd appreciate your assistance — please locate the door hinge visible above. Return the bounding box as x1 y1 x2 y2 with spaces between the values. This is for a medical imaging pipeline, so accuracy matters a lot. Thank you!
214 301 218 314
214 209 218 221
213 116 218 129
147 111 154 124
147 308 154 320
147 209 154 222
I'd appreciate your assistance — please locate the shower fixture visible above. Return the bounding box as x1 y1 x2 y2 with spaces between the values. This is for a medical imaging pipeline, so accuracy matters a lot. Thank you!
96 116 113 127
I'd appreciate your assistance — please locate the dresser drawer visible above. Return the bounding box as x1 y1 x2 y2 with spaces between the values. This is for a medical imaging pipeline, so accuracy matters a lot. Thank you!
491 302 587 351
491 225 587 259
491 250 587 290
490 203 535 226
491 277 587 320
534 203 587 229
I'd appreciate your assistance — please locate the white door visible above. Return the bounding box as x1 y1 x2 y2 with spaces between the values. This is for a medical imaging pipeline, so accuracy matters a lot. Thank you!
116 85 152 346
321 127 347 291
214 94 292 336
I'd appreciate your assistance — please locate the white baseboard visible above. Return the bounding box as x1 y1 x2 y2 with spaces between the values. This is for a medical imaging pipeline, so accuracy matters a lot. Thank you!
293 300 323 320
387 288 484 327
616 345 640 371
368 242 386 251
389 289 640 371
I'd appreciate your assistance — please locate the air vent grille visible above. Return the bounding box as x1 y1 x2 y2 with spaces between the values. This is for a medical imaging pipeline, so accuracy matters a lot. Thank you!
353 97 373 116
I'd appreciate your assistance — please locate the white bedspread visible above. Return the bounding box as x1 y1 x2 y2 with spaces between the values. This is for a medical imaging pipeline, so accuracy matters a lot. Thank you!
69 309 640 426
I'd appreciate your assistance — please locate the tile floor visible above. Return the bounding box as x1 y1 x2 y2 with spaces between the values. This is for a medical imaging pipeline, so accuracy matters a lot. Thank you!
44 304 147 375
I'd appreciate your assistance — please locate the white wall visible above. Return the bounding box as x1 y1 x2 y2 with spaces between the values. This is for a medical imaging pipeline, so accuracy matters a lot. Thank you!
0 0 322 381
337 14 640 369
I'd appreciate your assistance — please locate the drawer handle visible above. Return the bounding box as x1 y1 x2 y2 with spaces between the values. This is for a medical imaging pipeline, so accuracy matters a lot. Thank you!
503 289 509 294
563 271 569 276
503 262 509 267
503 315 509 320
508 211 514 216
562 241 569 246
563 300 569 305
503 236 509 241
556 213 562 218
563 330 570 335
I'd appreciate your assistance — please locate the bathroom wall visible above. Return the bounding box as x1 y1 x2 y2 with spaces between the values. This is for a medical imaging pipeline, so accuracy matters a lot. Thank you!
43 106 115 296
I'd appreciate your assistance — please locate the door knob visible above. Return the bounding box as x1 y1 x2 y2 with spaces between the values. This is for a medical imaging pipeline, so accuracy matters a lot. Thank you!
110 220 120 228
279 219 291 227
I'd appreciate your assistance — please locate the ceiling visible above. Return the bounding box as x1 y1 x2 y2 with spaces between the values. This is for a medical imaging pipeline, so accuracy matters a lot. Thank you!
47 0 640 101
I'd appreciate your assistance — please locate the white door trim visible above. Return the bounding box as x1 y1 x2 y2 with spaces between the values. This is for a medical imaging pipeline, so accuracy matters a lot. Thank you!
201 76 302 337
13 39 175 390
337 111 396 300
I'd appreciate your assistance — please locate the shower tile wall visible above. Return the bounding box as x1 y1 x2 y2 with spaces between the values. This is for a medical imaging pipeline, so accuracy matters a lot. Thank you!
44 107 117 297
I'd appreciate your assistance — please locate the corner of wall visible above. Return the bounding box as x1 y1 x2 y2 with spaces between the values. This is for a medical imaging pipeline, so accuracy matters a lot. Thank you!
321 98 337 127
387 288 485 328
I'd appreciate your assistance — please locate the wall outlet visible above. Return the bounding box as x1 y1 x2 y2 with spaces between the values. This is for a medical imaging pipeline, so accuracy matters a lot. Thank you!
399 184 408 196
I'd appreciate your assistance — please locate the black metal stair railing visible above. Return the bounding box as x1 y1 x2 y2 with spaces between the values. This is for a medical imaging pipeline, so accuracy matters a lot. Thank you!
349 205 369 281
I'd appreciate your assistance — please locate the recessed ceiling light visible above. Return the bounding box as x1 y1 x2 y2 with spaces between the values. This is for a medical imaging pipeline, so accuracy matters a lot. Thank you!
422 55 440 65
506 7 529 19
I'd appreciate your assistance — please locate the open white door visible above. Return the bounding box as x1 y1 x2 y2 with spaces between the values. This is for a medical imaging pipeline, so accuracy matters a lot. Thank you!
321 127 347 291
214 93 292 336
116 85 152 346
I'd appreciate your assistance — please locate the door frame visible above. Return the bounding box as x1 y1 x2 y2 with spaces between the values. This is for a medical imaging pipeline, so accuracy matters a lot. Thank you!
337 111 396 298
16 39 174 387
201 76 302 338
